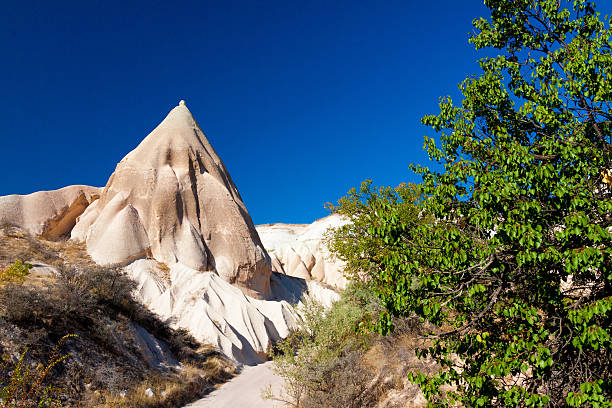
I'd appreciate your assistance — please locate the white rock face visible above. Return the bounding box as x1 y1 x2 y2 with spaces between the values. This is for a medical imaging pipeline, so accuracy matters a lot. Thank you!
256 215 349 290
71 102 271 299
124 260 301 365
0 185 101 240
306 280 341 308
129 323 180 371
0 102 345 366
123 259 340 365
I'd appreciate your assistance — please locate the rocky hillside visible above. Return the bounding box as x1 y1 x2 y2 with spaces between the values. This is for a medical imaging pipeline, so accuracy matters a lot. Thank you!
0 225 234 407
0 101 345 370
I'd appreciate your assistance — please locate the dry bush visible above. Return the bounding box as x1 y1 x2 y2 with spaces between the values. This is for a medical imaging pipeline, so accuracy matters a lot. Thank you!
90 360 234 408
271 280 436 408
300 351 380 408
0 334 76 408
0 227 234 407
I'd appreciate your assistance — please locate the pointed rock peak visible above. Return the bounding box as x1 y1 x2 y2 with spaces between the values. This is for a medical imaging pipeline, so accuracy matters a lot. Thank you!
122 101 212 167
72 102 272 299
157 100 197 131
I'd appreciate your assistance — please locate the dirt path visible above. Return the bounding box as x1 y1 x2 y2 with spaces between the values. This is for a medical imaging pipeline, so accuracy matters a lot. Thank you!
184 361 288 408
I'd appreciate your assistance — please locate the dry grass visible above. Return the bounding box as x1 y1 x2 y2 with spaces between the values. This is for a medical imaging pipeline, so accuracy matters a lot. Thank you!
90 360 235 408
360 332 438 408
0 224 93 271
0 225 236 407
155 262 172 285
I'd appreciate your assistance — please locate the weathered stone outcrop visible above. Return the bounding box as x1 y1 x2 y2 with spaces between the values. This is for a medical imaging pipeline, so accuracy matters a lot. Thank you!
71 101 271 298
125 260 302 365
0 101 344 365
0 185 101 240
256 215 349 290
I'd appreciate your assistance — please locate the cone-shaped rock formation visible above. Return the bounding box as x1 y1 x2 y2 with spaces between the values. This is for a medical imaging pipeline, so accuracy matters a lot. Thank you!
72 101 271 298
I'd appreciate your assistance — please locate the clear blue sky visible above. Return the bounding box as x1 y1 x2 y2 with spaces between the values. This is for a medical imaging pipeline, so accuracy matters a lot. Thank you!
1 1 610 224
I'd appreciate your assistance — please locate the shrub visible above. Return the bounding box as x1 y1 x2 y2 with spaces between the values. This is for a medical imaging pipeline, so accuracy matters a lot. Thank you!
0 230 234 406
0 334 76 408
270 282 386 407
328 1 612 406
0 261 32 285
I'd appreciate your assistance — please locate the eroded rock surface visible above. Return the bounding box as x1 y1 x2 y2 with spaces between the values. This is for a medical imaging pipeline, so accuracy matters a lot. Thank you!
125 260 302 365
0 185 101 240
71 101 271 298
256 215 349 290
0 102 344 367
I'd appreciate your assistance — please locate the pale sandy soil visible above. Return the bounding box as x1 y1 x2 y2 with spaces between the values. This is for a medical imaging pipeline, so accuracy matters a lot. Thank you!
184 361 288 408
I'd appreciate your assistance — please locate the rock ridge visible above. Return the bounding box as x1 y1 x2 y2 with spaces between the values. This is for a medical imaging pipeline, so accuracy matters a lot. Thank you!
0 185 101 239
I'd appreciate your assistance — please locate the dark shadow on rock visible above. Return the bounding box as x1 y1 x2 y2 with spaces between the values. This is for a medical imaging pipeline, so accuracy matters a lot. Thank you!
269 272 308 305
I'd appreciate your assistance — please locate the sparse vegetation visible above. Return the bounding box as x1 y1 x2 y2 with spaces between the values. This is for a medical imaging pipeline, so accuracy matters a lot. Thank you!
0 260 32 285
269 283 431 408
0 225 234 407
90 359 232 408
0 334 75 408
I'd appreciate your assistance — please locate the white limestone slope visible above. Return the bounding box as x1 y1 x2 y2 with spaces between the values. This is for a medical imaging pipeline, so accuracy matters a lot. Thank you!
123 257 339 365
124 260 304 365
256 215 349 290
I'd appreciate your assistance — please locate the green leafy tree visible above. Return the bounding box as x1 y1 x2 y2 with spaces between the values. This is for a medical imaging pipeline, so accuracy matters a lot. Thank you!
330 1 611 406
325 180 424 284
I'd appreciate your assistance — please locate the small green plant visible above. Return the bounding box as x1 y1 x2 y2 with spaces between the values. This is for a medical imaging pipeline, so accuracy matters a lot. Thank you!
0 261 32 285
270 283 382 407
0 334 76 408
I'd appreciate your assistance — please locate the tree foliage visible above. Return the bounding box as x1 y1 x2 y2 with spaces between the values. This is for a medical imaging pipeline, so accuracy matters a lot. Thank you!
329 1 611 406
325 180 424 285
